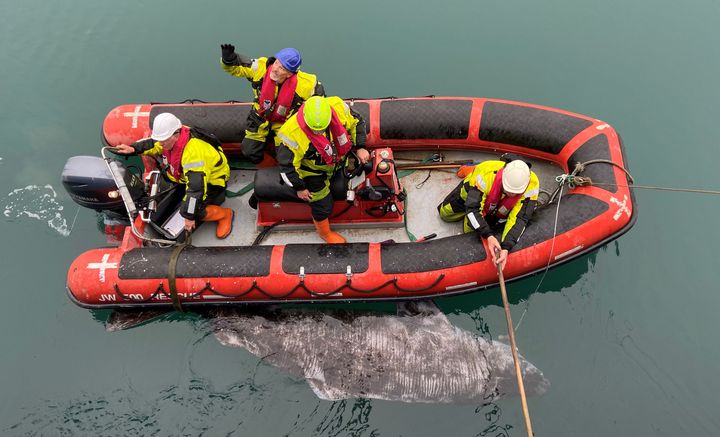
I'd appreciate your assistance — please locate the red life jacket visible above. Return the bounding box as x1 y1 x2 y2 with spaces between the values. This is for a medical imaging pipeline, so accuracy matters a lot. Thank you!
161 126 190 181
257 66 298 123
297 105 352 165
482 167 522 219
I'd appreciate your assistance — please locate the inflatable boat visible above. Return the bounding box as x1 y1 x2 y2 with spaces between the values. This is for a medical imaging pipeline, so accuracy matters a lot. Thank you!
63 96 636 309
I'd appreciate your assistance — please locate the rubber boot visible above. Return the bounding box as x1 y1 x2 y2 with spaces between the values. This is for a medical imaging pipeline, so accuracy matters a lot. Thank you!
203 205 234 239
456 164 474 179
313 219 346 244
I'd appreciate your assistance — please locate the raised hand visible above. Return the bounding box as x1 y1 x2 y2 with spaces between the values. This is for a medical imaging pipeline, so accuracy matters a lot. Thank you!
221 44 238 65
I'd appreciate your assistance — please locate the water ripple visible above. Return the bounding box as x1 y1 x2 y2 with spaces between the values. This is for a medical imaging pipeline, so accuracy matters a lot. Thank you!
3 184 73 236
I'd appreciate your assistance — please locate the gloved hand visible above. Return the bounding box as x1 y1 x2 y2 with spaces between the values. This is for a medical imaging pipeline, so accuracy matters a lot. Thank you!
221 44 238 65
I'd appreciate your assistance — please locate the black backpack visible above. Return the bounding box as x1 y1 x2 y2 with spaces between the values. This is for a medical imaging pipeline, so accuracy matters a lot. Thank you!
190 127 223 151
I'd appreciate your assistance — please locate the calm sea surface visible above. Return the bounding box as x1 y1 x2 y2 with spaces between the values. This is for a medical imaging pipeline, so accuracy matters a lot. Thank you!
2 0 720 435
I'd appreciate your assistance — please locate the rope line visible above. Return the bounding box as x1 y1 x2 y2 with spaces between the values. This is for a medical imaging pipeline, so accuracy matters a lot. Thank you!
110 273 445 303
226 182 255 198
515 183 565 332
561 160 719 194
591 183 720 195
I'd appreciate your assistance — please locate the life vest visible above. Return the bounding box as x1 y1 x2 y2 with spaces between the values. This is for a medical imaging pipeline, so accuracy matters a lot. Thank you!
160 127 226 183
481 167 522 219
296 105 352 165
161 126 191 180
257 66 298 123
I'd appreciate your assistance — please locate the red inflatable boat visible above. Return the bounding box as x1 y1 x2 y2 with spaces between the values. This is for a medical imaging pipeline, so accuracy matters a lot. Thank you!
63 96 636 309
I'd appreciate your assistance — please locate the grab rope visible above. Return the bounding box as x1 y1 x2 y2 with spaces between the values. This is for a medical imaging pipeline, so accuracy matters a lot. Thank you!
112 273 446 303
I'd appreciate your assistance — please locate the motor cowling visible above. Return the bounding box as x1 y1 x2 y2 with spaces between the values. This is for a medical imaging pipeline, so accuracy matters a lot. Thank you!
61 156 144 214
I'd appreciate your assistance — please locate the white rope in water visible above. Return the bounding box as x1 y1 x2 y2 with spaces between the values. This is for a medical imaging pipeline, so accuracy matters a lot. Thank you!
67 206 80 235
592 182 720 195
515 181 565 332
509 160 719 332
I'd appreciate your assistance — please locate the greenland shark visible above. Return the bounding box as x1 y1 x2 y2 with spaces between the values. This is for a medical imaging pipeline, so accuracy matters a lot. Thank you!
210 301 549 404
106 301 549 403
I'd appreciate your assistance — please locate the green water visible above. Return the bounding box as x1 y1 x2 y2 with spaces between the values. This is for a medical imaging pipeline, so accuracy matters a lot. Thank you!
2 0 720 435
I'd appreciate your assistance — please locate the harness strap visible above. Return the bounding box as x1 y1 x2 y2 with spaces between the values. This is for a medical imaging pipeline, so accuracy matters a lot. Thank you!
167 232 192 312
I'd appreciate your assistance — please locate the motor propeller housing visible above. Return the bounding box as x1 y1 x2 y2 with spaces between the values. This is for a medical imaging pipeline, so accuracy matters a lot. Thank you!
61 155 144 214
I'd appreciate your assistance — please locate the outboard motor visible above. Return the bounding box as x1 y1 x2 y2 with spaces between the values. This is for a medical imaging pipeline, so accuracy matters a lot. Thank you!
61 155 144 219
62 154 187 244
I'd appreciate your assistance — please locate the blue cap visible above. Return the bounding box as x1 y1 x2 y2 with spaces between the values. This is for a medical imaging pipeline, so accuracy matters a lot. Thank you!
274 48 302 73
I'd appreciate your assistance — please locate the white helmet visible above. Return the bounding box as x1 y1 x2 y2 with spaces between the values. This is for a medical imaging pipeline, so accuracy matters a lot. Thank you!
502 160 530 194
151 113 182 141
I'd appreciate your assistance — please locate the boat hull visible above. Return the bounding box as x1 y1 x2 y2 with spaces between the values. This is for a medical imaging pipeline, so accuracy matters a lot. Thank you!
69 96 636 308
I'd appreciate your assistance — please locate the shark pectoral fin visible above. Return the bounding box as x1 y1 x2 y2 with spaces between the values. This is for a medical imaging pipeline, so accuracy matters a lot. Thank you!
305 377 351 401
396 299 442 317
396 300 454 332
105 309 172 332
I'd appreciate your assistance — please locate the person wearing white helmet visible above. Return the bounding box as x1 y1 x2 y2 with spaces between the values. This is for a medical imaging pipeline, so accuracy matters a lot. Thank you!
437 158 540 271
113 113 234 239
219 44 325 166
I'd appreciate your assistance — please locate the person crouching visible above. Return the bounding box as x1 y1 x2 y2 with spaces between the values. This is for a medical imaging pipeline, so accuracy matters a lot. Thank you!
276 96 369 243
113 113 234 239
438 159 539 271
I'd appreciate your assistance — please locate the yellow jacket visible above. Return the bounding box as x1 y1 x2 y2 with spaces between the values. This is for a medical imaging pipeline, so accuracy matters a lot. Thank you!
463 160 539 249
221 56 321 119
134 129 230 219
275 97 363 196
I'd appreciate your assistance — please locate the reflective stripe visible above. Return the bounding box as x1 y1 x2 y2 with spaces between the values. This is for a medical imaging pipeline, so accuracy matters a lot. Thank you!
298 164 326 175
183 160 205 170
279 133 298 149
524 187 540 198
280 172 294 187
476 176 487 190
186 197 197 214
337 133 348 145
467 212 481 230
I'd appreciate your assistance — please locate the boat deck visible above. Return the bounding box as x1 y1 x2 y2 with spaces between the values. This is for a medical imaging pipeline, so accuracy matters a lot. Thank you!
187 151 563 247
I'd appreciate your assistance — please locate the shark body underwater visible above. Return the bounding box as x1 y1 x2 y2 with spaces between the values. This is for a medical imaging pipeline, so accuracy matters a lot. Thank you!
107 301 549 403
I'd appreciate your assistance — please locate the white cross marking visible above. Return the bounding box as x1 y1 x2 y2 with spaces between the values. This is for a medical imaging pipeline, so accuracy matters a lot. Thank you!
87 253 118 283
609 195 631 221
123 105 150 129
